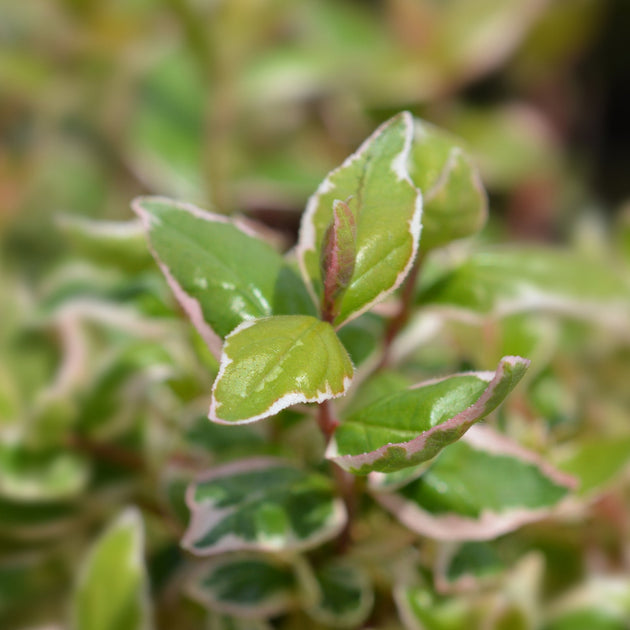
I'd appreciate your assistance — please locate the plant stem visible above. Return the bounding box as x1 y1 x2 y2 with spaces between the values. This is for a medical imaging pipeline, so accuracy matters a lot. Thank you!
333 463 359 553
67 434 145 471
317 399 339 443
317 400 358 552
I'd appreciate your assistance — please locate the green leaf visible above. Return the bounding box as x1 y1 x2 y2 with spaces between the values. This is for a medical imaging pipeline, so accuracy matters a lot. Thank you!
335 314 382 367
375 427 575 541
210 315 353 424
0 496 79 540
327 356 529 474
181 458 346 555
304 562 374 628
188 554 298 619
395 585 471 630
420 247 630 327
543 576 630 630
556 435 630 496
409 120 487 250
0 444 89 501
435 542 505 593
132 196 315 357
58 216 153 273
297 112 422 327
544 609 629 630
73 508 150 630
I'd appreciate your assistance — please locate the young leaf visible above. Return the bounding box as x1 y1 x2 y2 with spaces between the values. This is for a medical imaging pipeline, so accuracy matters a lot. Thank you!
375 427 576 541
132 196 314 357
420 247 630 328
297 112 422 327
188 554 298 619
409 120 487 250
327 356 529 474
209 315 353 424
181 458 346 555
304 561 374 628
320 199 357 322
72 508 150 630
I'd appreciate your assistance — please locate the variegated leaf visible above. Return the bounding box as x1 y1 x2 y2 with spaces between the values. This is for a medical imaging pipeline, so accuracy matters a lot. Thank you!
210 315 353 424
328 356 529 474
297 112 422 327
375 426 576 541
181 458 346 555
189 554 298 619
132 196 314 357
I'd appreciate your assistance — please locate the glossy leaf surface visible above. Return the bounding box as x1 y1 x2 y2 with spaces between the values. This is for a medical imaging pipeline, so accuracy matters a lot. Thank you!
133 196 314 356
376 427 575 541
328 356 529 474
73 508 150 630
297 112 422 327
182 458 346 555
188 554 298 619
210 315 353 424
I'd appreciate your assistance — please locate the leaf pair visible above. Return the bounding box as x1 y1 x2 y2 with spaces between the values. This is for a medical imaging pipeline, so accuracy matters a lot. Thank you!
133 112 422 424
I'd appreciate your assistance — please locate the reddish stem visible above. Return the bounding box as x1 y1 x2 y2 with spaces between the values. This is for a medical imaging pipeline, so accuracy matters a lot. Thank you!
317 399 339 443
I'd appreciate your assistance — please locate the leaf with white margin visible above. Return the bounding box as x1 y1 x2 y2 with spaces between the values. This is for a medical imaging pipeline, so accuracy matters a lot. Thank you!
304 561 374 628
297 112 422 328
419 247 630 330
188 554 298 619
327 356 529 475
57 215 153 273
210 315 353 424
132 196 315 358
72 508 150 630
375 426 576 542
0 444 89 502
181 458 346 556
409 120 486 250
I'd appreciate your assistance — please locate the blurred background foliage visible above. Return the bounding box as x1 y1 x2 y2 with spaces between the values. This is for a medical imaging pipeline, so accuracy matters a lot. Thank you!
1 0 630 629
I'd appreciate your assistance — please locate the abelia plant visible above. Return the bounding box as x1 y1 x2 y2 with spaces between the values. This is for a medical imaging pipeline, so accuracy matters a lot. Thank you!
122 112 578 627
